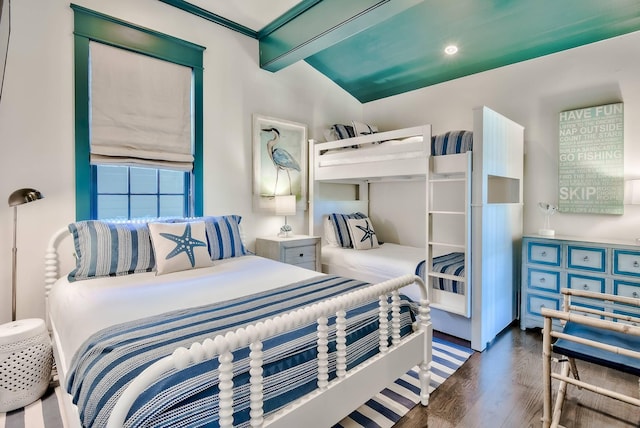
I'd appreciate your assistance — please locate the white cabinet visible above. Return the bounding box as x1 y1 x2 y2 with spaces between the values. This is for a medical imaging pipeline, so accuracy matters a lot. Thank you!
255 235 321 272
521 235 640 330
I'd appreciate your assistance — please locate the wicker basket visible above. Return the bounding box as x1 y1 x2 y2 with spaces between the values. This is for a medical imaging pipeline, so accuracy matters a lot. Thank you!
0 318 53 412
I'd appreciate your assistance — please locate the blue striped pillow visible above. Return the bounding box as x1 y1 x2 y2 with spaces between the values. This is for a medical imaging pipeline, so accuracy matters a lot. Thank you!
329 212 367 248
431 130 473 156
68 220 156 282
202 215 248 260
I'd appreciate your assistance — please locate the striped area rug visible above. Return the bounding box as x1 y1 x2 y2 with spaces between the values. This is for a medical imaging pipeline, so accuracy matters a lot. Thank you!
0 337 473 428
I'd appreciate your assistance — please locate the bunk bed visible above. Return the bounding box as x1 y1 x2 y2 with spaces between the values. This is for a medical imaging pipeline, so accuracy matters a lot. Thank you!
44 218 431 428
309 106 524 351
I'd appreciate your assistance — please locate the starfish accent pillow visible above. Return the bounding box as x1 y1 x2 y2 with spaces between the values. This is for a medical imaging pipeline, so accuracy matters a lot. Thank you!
346 217 380 250
148 221 213 275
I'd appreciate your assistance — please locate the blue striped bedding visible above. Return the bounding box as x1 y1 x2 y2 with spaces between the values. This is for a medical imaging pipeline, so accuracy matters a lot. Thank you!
66 275 416 428
415 252 465 294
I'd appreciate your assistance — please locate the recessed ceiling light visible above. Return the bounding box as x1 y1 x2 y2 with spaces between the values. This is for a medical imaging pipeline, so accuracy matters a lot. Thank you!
444 45 458 55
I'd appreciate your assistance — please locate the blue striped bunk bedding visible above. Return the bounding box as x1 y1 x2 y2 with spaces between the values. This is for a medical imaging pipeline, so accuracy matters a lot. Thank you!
66 275 416 428
415 252 465 294
431 130 473 156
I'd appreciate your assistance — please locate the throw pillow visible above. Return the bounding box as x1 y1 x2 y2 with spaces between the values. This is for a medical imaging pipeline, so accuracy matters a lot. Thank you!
148 221 213 275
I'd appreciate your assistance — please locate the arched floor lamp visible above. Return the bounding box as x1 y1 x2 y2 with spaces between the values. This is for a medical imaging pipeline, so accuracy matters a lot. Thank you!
8 188 43 321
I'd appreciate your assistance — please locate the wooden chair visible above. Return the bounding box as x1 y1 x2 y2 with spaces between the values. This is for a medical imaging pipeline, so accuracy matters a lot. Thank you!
541 288 640 428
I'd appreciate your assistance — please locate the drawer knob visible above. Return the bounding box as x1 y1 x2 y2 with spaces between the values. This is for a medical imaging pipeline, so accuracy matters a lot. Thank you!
299 253 304 257
539 277 546 283
541 251 547 257
633 291 639 298
583 284 589 290
634 261 640 268
583 256 589 262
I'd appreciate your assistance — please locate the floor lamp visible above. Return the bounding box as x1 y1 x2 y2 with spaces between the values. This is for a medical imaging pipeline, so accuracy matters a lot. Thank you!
8 188 43 321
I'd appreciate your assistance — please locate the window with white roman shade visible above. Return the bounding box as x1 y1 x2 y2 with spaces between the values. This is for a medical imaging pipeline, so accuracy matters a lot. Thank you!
89 41 194 171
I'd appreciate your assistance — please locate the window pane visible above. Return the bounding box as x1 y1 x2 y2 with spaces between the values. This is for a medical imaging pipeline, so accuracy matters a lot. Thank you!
97 166 128 193
159 169 184 194
131 167 157 194
160 195 185 217
131 195 158 218
97 195 128 219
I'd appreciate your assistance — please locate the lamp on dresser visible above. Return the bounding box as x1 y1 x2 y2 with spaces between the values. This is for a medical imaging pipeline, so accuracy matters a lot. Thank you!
275 195 296 238
8 188 43 321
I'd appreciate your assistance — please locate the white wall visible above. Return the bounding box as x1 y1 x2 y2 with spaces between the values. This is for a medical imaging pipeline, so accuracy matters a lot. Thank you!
0 0 362 323
365 31 640 246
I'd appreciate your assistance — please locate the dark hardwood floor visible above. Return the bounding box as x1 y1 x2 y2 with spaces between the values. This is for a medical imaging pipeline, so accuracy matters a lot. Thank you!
395 324 640 428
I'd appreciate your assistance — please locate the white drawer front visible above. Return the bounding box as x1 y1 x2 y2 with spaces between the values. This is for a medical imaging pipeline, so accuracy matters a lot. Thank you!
527 295 559 316
567 274 605 293
528 242 560 266
528 269 560 292
613 250 640 277
283 245 316 264
567 246 605 272
614 281 640 299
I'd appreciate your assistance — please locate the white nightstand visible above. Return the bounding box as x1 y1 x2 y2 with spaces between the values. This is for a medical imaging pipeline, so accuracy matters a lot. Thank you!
0 318 53 412
255 235 321 271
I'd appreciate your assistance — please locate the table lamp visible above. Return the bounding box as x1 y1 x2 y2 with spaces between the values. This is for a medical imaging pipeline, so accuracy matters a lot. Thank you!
275 195 296 238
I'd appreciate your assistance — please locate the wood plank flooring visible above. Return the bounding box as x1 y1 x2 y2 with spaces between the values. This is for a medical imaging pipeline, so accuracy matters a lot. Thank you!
395 324 640 428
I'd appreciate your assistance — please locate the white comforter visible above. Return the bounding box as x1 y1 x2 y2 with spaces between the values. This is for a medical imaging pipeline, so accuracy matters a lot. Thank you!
48 255 321 375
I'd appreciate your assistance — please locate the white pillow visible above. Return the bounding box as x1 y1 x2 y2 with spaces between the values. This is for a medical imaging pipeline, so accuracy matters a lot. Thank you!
346 217 380 250
149 221 213 275
351 120 378 136
324 215 339 247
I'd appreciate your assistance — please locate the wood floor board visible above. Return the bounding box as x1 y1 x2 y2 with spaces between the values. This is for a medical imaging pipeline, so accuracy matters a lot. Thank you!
395 324 640 428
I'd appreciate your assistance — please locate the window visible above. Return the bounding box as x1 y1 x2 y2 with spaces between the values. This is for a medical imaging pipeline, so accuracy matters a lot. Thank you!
94 165 189 219
72 5 205 220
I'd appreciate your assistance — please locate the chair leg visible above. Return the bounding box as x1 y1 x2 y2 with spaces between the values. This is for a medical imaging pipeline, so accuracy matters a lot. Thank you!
542 317 553 428
568 358 581 389
551 360 571 428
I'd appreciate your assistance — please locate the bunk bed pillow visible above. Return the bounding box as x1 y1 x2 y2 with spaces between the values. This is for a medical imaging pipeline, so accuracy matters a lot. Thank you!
149 221 214 275
324 216 340 247
346 217 380 250
351 121 378 136
328 212 367 248
431 130 473 156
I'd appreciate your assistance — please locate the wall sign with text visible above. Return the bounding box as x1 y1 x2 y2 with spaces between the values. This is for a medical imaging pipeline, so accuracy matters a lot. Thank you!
558 103 624 215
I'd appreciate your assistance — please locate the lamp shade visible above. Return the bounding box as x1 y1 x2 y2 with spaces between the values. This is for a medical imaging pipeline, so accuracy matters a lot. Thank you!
8 188 44 207
275 195 296 216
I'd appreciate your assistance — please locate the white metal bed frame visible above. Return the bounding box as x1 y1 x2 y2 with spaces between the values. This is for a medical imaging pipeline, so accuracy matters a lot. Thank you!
44 226 432 428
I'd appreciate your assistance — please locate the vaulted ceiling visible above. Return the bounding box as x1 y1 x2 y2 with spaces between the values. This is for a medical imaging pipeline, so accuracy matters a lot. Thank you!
160 0 640 103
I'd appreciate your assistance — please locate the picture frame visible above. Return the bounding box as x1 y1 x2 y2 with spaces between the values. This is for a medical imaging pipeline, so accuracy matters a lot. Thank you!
252 114 307 212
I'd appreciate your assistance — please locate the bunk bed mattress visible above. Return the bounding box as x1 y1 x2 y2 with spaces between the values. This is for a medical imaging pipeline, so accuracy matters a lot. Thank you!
48 255 416 428
322 244 465 296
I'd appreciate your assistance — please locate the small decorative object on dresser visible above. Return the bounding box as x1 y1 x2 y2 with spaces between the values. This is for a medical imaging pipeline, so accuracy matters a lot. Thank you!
255 235 321 271
520 234 640 330
0 318 53 412
537 202 557 237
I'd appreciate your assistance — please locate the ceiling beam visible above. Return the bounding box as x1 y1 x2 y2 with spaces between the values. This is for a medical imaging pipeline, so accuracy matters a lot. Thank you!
259 0 424 72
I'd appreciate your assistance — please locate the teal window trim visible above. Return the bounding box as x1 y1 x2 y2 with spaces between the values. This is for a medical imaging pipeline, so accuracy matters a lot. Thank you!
72 4 205 220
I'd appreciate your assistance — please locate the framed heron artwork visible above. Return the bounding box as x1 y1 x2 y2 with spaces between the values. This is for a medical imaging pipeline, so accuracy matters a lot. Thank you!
252 114 307 212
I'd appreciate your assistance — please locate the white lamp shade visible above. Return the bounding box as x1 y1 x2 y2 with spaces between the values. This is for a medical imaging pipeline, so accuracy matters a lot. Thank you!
275 195 296 216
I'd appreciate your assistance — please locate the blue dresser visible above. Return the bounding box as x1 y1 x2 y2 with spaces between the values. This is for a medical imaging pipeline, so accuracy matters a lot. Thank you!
520 235 640 330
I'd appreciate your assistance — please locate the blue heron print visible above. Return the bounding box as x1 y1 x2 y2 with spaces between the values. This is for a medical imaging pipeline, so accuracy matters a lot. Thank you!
263 127 301 196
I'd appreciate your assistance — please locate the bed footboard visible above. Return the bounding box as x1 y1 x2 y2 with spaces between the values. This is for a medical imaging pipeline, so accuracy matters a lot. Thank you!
107 274 431 428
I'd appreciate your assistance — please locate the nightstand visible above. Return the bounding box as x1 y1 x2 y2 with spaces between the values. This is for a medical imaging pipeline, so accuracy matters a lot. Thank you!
0 318 53 412
256 235 321 271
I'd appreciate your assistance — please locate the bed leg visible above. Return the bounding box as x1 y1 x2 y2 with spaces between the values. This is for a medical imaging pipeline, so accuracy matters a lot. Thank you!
419 294 432 406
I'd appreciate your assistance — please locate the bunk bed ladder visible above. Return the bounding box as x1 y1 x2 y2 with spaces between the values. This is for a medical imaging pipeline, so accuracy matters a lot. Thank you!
426 151 472 317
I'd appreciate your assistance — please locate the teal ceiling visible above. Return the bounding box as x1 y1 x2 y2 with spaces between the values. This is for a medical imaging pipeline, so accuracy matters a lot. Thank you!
164 0 640 103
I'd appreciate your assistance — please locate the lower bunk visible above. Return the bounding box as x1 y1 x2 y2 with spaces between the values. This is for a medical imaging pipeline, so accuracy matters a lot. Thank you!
45 222 431 428
322 243 474 347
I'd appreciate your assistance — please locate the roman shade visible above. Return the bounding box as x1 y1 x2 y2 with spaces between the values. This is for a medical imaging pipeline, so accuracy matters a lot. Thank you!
90 41 193 171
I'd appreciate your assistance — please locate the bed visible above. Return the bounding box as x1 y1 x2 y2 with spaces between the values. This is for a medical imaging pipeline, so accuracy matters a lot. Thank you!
309 106 524 351
44 216 431 428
